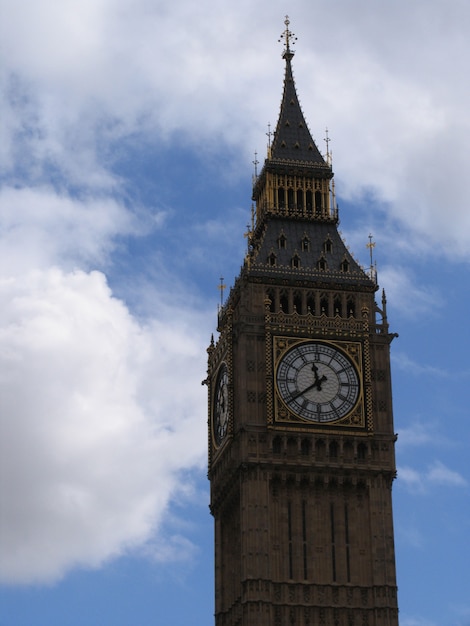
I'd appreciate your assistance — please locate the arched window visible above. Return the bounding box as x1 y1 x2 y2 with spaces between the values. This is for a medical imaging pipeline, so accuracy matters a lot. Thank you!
306 293 315 314
301 439 311 456
329 441 339 459
278 187 285 209
280 291 289 312
287 437 297 455
291 254 301 269
341 259 350 272
296 189 304 210
320 295 329 316
315 439 326 460
347 297 356 317
357 443 367 461
301 236 310 252
315 190 322 214
318 257 327 271
278 233 287 249
343 440 353 461
293 291 302 314
288 188 295 210
268 252 277 266
306 190 313 213
334 296 342 317
323 238 333 254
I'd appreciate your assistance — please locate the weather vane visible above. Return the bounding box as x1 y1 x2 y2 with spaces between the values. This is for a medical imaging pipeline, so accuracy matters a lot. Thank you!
278 15 297 56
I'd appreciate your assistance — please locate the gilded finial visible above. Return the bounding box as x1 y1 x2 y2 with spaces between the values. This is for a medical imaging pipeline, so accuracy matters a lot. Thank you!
218 276 226 308
266 122 273 158
243 205 256 268
279 15 297 59
324 128 332 166
366 234 377 283
252 151 259 182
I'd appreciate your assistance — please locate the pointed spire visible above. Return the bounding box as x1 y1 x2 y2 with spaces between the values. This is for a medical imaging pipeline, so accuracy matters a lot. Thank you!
269 17 328 168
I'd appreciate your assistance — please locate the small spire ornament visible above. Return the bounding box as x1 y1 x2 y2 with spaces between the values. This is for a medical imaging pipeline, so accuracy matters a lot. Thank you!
278 15 297 58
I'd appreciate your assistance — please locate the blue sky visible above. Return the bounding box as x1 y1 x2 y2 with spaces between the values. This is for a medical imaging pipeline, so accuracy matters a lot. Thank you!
1 1 469 625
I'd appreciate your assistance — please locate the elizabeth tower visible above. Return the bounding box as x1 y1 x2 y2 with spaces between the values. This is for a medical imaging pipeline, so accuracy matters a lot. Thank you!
207 19 399 626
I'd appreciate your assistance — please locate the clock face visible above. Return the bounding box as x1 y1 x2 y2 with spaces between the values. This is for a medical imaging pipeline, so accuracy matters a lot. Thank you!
213 363 229 445
276 341 360 423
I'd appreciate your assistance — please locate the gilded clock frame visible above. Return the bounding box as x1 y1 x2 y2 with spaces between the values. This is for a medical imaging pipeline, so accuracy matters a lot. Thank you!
212 361 230 448
271 336 366 429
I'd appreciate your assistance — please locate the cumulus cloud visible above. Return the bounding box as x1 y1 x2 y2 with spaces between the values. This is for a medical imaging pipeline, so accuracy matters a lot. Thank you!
1 0 470 259
0 268 209 584
0 186 145 275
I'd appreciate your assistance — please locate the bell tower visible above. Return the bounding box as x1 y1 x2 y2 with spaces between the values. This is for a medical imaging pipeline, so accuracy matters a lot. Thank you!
207 18 399 626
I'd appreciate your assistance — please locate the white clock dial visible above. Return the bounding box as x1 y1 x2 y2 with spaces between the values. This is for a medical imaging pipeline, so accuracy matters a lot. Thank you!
276 341 359 423
213 363 229 445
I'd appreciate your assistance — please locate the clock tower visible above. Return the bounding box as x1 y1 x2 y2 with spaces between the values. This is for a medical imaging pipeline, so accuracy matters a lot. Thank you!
207 18 399 626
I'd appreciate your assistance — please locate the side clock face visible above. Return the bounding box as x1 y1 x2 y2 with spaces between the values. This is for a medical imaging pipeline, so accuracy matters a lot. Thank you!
276 341 360 423
213 363 229 446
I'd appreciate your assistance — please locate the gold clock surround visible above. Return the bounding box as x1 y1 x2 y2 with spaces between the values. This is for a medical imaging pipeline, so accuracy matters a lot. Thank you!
273 336 366 428
212 361 230 448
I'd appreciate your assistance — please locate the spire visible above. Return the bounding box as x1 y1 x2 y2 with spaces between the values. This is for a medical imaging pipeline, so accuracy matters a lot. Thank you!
270 16 327 167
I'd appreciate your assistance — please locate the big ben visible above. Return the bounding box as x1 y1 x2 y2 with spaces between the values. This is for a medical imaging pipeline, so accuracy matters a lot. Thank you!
207 17 399 626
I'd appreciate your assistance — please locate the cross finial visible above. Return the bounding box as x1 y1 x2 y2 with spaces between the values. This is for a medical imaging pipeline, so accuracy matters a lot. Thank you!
279 15 297 58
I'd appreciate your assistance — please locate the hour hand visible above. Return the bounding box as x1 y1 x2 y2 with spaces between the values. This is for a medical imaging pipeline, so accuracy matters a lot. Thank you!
311 362 327 390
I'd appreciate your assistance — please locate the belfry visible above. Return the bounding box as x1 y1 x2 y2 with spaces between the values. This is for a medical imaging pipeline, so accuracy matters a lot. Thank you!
207 17 399 626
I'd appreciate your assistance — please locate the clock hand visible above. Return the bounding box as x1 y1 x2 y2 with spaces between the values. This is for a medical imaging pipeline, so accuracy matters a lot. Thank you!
311 363 327 390
290 372 328 400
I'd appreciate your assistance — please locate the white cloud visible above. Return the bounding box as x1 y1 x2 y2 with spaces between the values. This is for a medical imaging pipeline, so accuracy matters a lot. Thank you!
0 268 209 584
2 0 470 259
398 461 467 494
398 466 425 493
392 352 448 378
427 461 468 488
398 423 434 448
375 267 438 320
0 186 145 275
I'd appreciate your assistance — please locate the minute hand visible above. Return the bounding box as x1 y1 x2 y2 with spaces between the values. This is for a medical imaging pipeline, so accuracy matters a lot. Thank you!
290 373 327 400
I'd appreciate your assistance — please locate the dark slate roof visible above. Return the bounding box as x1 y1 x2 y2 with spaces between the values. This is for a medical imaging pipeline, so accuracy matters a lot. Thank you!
247 216 374 289
270 51 327 167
